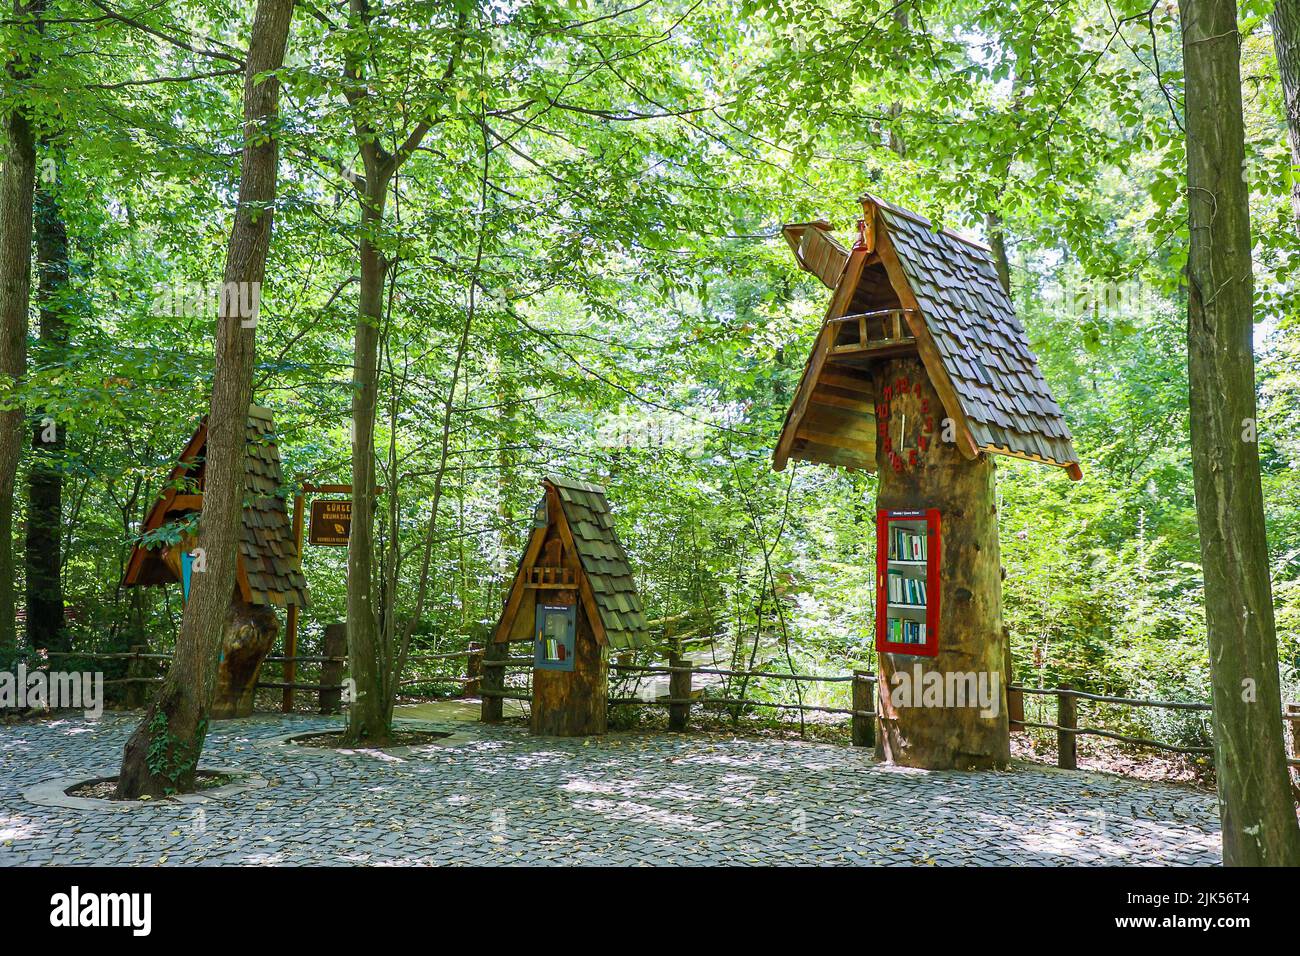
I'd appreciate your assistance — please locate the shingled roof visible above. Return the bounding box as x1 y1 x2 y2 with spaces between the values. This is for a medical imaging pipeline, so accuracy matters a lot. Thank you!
548 478 651 650
494 477 652 651
122 405 309 607
773 194 1081 479
239 408 309 607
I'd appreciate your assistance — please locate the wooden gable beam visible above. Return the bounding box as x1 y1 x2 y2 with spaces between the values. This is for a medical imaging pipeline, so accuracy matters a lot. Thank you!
123 419 212 589
773 244 873 472
870 204 981 461
493 522 548 643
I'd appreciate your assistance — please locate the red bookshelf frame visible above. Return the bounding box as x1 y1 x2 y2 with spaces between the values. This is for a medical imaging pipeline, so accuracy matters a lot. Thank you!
875 508 941 657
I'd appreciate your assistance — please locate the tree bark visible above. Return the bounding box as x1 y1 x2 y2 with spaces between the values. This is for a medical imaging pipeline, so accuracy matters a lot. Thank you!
344 190 390 744
337 2 467 746
1180 0 1300 865
985 212 1012 296
211 596 279 719
25 163 69 652
1271 0 1300 227
873 357 1010 770
114 0 295 797
0 0 41 663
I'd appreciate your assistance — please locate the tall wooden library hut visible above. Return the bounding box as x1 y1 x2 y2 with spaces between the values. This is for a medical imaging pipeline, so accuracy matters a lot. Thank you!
491 477 652 736
773 194 1081 770
122 405 309 718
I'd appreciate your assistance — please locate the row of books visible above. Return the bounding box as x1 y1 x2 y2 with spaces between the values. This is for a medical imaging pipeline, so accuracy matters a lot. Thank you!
887 571 927 606
539 637 568 661
889 526 928 561
886 617 926 644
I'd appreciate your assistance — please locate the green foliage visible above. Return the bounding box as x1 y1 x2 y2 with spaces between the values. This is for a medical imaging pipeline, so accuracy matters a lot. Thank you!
8 0 1300 761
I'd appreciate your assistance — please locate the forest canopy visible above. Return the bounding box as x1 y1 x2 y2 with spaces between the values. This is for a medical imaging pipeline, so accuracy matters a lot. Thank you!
3 0 1299 761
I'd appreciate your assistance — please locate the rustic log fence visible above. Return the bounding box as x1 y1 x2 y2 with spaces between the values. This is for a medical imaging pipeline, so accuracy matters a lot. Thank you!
32 646 1300 773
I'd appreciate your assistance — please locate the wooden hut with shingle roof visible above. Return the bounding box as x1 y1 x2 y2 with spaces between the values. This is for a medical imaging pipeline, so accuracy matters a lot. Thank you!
773 195 1081 772
492 476 651 736
123 405 307 717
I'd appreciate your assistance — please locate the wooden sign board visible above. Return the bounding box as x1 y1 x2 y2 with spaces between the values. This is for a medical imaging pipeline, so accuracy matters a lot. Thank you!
309 499 352 546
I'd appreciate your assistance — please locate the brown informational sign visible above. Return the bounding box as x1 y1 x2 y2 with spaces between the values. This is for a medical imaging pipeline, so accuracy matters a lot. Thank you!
309 499 352 546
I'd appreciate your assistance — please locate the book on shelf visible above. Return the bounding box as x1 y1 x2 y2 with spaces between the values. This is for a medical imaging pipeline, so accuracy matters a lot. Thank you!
889 526 928 562
886 571 926 606
887 617 926 644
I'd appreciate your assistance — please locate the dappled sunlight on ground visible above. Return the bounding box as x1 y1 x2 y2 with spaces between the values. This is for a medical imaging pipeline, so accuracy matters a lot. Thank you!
0 713 1222 866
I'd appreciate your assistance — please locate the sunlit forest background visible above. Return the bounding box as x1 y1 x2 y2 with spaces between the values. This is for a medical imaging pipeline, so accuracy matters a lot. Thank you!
15 0 1300 755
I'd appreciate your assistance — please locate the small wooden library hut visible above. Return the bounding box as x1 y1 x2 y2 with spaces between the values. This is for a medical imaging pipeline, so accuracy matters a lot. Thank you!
774 194 1080 770
122 405 308 718
492 477 652 736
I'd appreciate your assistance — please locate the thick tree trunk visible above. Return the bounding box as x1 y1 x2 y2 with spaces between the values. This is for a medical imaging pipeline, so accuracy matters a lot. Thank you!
211 595 278 719
25 170 69 652
115 0 295 798
1271 0 1300 227
1180 0 1300 865
531 600 607 736
873 357 1009 770
0 0 40 663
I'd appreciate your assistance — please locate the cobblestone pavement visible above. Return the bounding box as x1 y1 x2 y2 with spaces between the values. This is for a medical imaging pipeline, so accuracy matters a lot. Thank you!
0 713 1222 865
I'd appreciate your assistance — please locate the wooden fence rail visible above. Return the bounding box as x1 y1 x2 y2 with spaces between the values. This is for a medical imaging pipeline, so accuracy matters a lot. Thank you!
24 646 1300 771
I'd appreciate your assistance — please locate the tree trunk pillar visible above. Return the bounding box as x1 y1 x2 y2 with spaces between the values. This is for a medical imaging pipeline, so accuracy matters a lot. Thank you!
531 602 606 736
852 670 875 747
1057 685 1078 770
211 597 279 719
873 356 1010 770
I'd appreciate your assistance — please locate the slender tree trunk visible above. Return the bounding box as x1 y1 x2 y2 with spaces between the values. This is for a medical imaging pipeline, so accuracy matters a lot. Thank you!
25 164 68 652
344 194 390 744
0 0 40 664
1271 0 1300 227
985 212 1012 296
1179 0 1300 865
337 3 467 746
114 0 295 798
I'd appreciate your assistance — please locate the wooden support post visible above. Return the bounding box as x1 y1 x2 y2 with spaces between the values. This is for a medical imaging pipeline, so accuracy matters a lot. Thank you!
481 640 506 723
668 649 692 732
465 641 483 698
123 645 147 709
1058 684 1077 770
283 488 305 713
852 670 874 747
319 622 346 714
